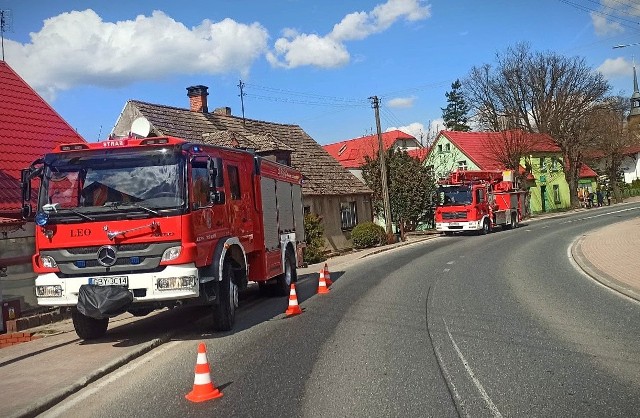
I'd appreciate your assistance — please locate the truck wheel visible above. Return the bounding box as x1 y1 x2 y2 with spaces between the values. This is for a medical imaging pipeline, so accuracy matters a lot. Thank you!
71 308 108 340
480 219 490 235
213 261 237 332
276 249 297 297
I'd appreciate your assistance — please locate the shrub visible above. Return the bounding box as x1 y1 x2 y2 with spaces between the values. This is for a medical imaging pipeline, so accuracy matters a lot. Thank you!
351 222 386 249
303 213 325 264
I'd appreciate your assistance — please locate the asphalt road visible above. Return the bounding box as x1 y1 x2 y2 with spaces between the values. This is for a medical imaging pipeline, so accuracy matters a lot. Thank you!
38 206 640 418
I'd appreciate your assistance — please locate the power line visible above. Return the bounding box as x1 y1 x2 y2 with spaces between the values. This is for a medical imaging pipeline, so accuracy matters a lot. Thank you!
558 0 640 32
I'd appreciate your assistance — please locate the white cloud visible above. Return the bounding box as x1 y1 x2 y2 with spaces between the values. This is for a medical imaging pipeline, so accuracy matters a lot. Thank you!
591 13 623 36
386 118 444 146
266 34 349 69
597 57 633 78
387 96 415 108
5 9 269 100
268 0 431 68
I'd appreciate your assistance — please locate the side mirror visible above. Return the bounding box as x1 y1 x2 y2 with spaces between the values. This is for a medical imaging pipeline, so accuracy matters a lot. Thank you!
21 169 32 202
209 157 224 189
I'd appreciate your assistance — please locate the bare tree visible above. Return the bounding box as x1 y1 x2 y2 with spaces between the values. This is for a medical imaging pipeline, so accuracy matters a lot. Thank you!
583 96 640 202
464 43 611 207
480 130 536 187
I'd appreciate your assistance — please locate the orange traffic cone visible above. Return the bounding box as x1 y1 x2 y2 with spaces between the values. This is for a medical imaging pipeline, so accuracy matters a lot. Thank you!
185 343 223 403
285 283 302 316
317 269 330 294
323 263 333 286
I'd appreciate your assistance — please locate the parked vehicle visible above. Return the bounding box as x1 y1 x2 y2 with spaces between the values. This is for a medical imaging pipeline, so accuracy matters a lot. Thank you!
21 133 305 339
434 170 528 235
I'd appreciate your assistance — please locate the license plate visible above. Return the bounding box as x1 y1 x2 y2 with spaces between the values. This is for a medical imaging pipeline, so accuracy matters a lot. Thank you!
89 276 128 286
449 222 460 226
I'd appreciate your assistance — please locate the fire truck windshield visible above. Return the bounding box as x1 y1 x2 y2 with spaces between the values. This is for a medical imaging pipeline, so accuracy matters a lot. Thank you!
38 149 185 216
437 185 472 206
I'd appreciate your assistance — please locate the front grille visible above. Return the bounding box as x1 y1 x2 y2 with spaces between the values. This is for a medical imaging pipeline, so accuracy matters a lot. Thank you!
67 243 151 255
82 257 148 268
442 211 467 220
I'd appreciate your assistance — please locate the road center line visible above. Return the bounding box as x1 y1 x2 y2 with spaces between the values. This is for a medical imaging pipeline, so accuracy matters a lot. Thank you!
443 319 503 418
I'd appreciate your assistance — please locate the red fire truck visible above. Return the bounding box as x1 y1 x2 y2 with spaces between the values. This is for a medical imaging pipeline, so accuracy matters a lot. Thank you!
434 170 528 235
21 135 305 339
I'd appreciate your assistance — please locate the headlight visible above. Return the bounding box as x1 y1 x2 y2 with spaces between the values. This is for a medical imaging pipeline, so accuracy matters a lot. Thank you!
36 285 62 297
157 276 196 290
161 246 182 262
40 255 58 268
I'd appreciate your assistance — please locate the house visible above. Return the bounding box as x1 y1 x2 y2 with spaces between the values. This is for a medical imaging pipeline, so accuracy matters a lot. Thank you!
323 130 423 182
0 60 86 316
110 85 373 253
621 145 640 184
425 130 598 213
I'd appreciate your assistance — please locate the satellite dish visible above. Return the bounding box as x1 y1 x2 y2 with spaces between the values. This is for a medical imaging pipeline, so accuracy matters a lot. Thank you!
130 117 151 138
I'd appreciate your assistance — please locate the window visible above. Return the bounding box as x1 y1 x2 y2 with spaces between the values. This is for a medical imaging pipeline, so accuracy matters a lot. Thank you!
438 144 443 153
550 157 560 172
540 157 546 171
190 164 210 209
340 201 358 230
553 184 561 204
227 165 241 200
457 160 468 170
444 143 451 152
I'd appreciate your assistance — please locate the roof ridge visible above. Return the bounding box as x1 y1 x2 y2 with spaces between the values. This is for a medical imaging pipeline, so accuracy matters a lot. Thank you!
131 99 302 129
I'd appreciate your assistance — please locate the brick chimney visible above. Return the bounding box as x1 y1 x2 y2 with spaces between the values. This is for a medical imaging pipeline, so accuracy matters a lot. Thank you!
186 85 209 113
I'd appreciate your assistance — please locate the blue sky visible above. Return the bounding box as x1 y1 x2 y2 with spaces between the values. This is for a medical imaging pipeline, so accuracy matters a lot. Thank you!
2 0 640 145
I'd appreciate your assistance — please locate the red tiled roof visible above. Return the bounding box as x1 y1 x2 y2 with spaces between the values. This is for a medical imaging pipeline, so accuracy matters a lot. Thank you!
407 147 429 161
439 130 562 170
579 164 598 178
623 145 640 155
0 61 85 216
323 130 421 168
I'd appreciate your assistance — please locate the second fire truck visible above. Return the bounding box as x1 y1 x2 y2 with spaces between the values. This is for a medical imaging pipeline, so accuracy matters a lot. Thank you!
434 170 529 235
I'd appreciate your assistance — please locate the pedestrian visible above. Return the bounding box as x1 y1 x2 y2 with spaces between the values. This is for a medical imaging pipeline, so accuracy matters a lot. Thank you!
587 191 594 208
578 188 584 208
606 188 611 206
596 189 604 207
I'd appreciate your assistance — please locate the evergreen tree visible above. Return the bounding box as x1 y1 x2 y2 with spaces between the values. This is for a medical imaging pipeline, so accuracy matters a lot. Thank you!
441 79 471 131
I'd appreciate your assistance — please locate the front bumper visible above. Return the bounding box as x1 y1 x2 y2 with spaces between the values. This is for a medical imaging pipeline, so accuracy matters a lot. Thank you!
435 220 482 232
35 264 200 306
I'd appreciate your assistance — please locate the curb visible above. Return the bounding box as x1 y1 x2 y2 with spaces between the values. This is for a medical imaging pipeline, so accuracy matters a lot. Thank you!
570 235 640 303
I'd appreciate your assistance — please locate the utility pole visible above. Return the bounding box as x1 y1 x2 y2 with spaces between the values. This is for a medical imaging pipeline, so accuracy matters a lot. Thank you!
238 79 246 125
1 9 13 61
369 96 393 236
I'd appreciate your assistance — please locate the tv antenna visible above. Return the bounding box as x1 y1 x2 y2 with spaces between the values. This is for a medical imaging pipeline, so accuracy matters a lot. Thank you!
0 9 13 61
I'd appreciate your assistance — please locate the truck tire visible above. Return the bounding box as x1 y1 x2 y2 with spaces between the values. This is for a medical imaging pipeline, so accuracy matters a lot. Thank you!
71 308 108 340
480 219 490 235
276 249 297 297
212 260 237 332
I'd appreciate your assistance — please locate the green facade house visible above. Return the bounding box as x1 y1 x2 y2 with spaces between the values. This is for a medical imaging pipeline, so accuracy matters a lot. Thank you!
425 130 599 214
